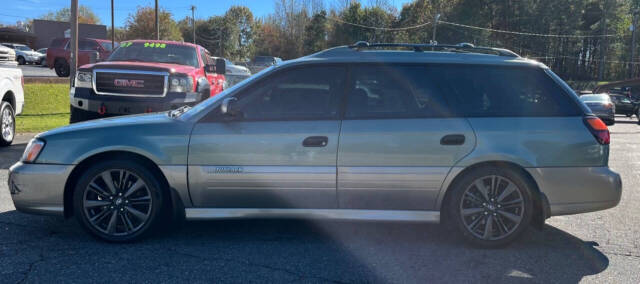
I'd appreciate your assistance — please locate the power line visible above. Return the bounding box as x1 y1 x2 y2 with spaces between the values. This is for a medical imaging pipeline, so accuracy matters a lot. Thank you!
327 16 431 31
439 20 620 38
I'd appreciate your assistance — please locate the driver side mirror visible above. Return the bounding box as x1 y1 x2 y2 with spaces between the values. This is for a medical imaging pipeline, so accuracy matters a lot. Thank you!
215 58 226 75
221 97 238 116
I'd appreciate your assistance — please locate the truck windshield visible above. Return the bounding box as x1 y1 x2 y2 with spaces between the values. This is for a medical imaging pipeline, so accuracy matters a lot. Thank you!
108 42 198 67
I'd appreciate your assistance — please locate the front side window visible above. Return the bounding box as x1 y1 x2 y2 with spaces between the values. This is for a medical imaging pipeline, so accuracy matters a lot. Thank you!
231 66 346 121
79 40 98 51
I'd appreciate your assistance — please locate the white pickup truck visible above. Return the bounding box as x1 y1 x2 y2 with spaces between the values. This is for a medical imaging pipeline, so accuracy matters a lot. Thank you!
0 44 24 146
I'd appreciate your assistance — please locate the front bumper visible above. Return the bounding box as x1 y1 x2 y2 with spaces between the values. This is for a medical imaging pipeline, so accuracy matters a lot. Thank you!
527 167 622 216
71 87 206 115
8 162 73 216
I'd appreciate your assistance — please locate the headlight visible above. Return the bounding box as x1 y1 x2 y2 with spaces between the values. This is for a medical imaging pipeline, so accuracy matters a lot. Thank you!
75 71 93 88
169 75 194 93
21 139 45 163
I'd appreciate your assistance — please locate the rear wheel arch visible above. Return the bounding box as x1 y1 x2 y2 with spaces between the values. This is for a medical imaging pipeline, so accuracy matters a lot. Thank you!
63 151 183 221
440 161 549 229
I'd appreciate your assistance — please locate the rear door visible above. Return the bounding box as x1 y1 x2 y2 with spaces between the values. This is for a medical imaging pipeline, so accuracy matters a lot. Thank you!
337 64 475 210
188 65 347 208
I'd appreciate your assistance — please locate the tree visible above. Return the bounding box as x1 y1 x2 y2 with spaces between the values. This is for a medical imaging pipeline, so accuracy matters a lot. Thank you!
40 5 101 24
224 6 256 60
125 6 182 41
304 11 328 54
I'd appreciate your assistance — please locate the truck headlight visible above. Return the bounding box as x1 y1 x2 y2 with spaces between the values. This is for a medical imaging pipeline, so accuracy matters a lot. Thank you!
169 75 194 93
75 71 93 88
21 139 45 163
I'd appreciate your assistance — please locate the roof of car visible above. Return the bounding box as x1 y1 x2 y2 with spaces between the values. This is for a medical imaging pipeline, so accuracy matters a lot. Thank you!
284 43 544 68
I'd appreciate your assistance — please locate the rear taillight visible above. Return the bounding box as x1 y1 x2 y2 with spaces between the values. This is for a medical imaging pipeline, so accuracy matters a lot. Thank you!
584 116 610 145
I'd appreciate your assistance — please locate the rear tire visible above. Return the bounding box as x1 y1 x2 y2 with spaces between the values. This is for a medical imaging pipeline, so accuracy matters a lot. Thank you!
73 159 165 242
54 59 70 77
0 102 15 147
446 166 534 248
17 56 25 65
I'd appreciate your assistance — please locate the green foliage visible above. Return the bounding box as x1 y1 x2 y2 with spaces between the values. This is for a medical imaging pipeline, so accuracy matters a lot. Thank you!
125 7 183 41
39 5 101 24
304 11 328 54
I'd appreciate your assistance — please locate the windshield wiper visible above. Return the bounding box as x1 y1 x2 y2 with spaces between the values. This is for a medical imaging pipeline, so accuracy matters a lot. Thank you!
168 105 191 118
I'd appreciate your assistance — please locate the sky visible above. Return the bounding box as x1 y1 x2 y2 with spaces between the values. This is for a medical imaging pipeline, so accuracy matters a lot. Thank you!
1 0 412 28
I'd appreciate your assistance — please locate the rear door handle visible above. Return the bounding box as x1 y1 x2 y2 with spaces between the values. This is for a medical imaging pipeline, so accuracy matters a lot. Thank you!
303 136 328 147
440 134 466 146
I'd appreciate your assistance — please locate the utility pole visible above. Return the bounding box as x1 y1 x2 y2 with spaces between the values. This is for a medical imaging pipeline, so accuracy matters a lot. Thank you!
70 0 78 88
431 13 440 44
191 5 196 44
630 9 639 78
111 0 114 48
598 0 609 81
155 0 159 40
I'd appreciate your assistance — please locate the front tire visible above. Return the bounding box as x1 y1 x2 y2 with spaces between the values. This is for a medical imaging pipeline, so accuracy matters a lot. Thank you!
17 56 25 65
0 102 15 147
73 159 165 242
446 166 534 248
69 105 96 123
54 59 70 77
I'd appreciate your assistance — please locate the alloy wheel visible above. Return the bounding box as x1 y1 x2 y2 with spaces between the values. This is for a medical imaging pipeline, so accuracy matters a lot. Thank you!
83 169 153 236
1 106 14 142
459 175 525 241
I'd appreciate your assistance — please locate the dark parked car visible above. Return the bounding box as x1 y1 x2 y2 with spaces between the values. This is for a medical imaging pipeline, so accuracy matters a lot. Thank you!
609 94 639 118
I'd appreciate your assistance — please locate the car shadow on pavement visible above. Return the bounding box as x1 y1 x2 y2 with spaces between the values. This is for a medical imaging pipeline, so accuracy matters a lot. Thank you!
0 142 26 169
0 210 608 283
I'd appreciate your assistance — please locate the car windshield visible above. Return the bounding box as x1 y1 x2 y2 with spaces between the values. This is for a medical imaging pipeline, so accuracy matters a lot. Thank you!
108 42 198 67
580 94 610 102
100 42 118 52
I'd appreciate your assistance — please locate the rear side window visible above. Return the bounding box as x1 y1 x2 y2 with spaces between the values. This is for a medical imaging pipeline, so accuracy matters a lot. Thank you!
49 38 66 48
439 65 582 117
345 65 453 119
79 40 99 51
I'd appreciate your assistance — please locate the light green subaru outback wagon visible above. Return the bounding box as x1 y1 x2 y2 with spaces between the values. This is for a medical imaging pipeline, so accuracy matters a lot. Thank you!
9 42 622 247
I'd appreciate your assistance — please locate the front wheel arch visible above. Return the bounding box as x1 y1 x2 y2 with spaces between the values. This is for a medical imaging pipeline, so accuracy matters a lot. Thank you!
439 161 549 230
63 151 182 221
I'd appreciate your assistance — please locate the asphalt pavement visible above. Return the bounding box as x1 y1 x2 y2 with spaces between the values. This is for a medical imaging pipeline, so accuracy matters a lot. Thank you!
18 64 57 77
0 118 639 283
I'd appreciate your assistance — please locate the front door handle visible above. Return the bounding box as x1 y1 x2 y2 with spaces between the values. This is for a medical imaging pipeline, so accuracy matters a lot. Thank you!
303 136 328 147
440 134 466 145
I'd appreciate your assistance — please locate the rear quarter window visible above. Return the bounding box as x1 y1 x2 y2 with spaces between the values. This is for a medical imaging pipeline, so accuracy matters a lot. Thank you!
438 65 583 117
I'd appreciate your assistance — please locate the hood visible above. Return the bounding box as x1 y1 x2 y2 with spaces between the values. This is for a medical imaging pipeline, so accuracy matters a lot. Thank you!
83 61 199 74
38 112 175 138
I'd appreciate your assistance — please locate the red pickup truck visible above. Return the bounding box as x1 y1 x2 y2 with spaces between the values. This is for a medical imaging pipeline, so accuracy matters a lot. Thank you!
46 38 116 77
70 40 226 122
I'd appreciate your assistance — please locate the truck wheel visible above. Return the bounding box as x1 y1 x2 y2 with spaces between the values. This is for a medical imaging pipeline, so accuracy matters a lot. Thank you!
70 105 96 123
17 56 25 65
54 59 70 77
0 102 15 147
445 166 534 248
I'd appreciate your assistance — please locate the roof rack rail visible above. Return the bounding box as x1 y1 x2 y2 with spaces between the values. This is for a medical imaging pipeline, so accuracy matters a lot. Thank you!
347 41 520 57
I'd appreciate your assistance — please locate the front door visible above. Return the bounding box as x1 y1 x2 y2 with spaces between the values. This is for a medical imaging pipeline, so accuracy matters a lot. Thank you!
188 65 347 208
337 64 475 210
